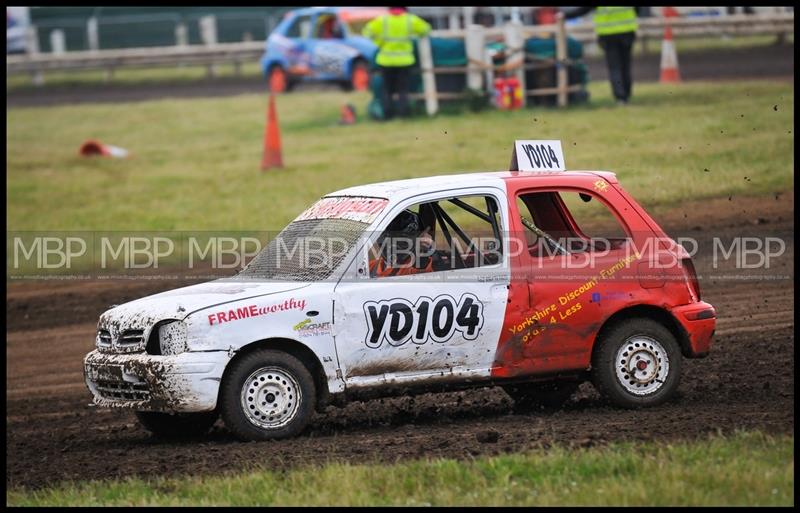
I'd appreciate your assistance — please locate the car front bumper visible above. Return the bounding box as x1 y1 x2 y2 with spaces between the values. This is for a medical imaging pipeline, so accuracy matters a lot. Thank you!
84 349 229 413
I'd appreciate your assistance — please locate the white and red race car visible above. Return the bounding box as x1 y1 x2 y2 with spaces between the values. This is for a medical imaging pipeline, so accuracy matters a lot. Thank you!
84 141 715 441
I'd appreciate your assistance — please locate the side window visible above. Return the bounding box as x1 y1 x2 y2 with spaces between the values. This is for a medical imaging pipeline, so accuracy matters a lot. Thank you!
369 195 502 278
314 13 343 39
286 15 312 39
516 190 630 256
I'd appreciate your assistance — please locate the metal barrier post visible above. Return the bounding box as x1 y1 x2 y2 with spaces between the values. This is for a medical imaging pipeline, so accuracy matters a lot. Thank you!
466 24 485 92
418 36 439 116
199 15 218 46
87 17 99 51
175 22 188 47
555 14 568 107
50 29 65 55
200 15 218 77
504 21 526 107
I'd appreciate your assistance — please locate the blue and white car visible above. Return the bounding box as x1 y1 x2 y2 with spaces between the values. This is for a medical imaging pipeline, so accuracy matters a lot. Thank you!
261 7 386 93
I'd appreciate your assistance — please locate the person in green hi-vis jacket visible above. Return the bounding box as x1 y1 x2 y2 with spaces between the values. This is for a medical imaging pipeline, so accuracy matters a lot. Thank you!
363 7 431 119
563 7 642 105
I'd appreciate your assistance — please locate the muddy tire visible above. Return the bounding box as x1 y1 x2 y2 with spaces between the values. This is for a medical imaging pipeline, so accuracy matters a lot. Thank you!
342 59 370 91
591 317 682 408
503 381 579 412
134 410 218 438
267 64 291 93
219 349 315 441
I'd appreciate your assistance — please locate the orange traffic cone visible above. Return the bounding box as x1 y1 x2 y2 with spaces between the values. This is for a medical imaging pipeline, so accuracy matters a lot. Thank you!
660 7 681 83
79 139 130 158
261 94 283 170
339 103 356 125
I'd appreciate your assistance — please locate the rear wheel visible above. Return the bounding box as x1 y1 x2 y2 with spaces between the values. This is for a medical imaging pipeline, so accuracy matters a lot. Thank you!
267 65 289 93
219 349 316 441
135 410 218 438
591 318 682 408
503 381 579 412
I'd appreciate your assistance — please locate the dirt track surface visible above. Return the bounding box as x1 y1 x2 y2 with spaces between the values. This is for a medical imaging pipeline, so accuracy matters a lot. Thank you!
6 43 794 108
6 194 794 490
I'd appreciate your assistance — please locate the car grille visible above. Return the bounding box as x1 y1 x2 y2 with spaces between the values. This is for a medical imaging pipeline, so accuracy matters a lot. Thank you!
118 329 144 347
97 329 113 350
94 380 151 401
97 328 147 354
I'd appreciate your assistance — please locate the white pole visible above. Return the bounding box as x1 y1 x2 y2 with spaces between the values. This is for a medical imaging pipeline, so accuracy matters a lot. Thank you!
466 24 485 92
463 6 475 26
25 25 39 55
555 14 568 107
448 12 460 30
50 29 66 54
200 15 218 46
175 22 188 47
504 21 526 107
418 36 439 116
87 16 99 51
200 15 218 77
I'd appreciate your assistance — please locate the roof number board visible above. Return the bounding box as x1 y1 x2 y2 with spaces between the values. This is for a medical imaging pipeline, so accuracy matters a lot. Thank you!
510 140 566 172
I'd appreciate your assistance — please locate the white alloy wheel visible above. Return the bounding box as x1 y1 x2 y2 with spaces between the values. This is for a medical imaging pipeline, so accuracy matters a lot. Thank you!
241 367 301 429
614 336 670 396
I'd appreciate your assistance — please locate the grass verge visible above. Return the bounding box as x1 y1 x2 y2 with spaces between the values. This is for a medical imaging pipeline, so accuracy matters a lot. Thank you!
7 80 793 233
6 430 793 506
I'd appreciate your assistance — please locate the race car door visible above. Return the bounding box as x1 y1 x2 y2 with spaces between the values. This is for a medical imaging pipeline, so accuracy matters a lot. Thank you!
281 13 313 77
307 11 360 81
493 185 641 378
332 189 511 391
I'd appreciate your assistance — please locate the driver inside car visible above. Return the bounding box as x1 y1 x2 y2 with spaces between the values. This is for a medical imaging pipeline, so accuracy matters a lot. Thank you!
370 209 435 277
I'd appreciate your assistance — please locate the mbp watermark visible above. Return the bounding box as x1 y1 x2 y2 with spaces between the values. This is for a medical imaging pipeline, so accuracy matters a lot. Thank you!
6 230 793 282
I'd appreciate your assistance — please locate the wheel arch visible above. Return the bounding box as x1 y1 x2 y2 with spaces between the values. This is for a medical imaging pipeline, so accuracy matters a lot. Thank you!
220 337 331 411
593 304 692 357
347 55 368 74
263 57 286 77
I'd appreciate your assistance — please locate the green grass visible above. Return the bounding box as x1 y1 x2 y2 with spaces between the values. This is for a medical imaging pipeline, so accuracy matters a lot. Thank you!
7 80 793 233
6 431 794 506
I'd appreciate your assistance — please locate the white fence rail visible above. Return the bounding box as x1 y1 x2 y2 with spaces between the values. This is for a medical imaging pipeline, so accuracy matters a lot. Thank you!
7 12 794 86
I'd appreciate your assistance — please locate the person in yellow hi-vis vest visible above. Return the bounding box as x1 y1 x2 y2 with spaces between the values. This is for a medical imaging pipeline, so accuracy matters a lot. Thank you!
362 7 431 119
563 7 641 105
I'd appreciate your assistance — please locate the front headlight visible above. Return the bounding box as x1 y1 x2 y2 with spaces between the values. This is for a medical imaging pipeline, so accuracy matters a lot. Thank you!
158 321 188 355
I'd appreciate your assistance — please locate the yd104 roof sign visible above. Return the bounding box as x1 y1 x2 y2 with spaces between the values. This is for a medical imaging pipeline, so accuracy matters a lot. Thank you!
510 140 566 172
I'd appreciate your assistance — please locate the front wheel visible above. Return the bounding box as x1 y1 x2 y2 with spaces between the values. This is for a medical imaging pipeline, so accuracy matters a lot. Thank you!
341 59 370 91
219 349 316 441
591 317 682 408
134 410 218 439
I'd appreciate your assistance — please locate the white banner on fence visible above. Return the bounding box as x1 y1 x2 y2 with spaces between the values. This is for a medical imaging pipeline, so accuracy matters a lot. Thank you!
510 140 566 172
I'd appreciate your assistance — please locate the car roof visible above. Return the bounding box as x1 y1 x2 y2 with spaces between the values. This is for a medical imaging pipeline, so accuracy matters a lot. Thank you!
326 171 619 199
287 6 387 18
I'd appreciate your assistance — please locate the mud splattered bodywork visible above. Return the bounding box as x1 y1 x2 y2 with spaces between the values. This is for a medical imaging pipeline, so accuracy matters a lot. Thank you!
84 170 715 418
84 350 228 411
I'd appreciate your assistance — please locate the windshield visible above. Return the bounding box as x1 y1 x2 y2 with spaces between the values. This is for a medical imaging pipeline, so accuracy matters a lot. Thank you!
236 196 388 282
344 19 370 35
